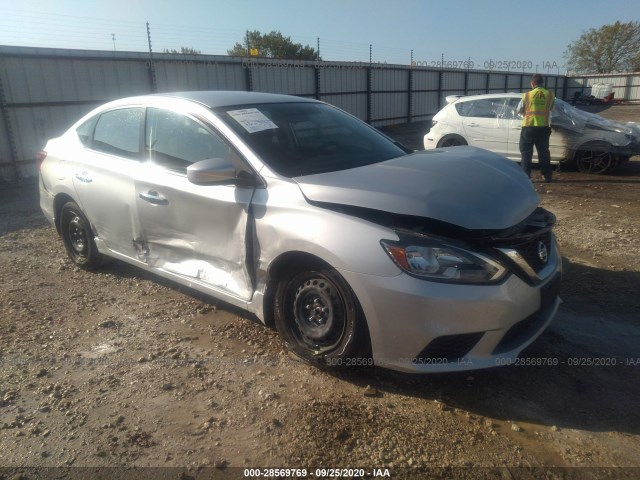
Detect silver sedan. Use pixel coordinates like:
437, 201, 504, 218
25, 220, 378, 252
39, 91, 561, 372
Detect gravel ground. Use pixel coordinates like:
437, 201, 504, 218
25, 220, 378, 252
1, 105, 640, 480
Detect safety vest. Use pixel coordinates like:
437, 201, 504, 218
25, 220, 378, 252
522, 87, 554, 127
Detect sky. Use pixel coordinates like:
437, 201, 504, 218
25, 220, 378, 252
0, 0, 639, 73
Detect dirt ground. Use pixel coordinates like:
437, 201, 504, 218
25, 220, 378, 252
1, 105, 640, 480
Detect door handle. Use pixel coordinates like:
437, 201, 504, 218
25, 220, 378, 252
74, 172, 92, 183
511, 127, 522, 130
465, 123, 479, 127
139, 191, 169, 205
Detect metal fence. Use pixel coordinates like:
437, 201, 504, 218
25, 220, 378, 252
0, 44, 599, 183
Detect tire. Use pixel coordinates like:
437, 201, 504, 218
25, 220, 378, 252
575, 145, 616, 174
59, 201, 106, 269
274, 268, 369, 368
437, 135, 467, 148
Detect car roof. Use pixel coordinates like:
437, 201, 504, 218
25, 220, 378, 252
154, 90, 318, 108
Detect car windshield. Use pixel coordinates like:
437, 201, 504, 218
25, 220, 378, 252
214, 102, 407, 177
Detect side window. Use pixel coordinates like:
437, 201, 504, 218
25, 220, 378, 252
76, 116, 97, 147
507, 98, 523, 119
145, 108, 231, 174
455, 99, 503, 119
92, 108, 143, 159
455, 102, 469, 117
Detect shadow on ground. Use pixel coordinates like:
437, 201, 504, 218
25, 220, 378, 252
332, 257, 640, 436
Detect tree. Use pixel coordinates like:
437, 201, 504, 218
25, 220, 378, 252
565, 21, 640, 73
227, 30, 319, 60
163, 47, 201, 55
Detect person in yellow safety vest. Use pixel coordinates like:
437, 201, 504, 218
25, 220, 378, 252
517, 73, 555, 182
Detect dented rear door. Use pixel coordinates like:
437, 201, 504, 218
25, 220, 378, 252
135, 108, 254, 301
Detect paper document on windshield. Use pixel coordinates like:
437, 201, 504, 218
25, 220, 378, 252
227, 108, 279, 133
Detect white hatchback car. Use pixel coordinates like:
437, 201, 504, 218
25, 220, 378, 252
423, 93, 640, 174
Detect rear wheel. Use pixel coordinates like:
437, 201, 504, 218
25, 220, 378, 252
575, 146, 616, 174
59, 201, 105, 269
437, 135, 467, 148
274, 268, 369, 368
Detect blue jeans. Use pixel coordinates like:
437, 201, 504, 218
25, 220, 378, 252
519, 126, 552, 179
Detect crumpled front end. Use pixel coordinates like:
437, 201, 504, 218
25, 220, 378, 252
340, 207, 562, 373
553, 100, 639, 155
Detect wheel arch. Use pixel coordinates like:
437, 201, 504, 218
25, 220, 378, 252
53, 193, 76, 235
262, 251, 334, 327
437, 133, 468, 148
265, 250, 372, 363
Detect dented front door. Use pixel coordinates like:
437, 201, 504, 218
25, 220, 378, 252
135, 107, 254, 301
135, 174, 254, 300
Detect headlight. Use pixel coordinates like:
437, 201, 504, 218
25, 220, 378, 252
431, 120, 438, 128
381, 237, 506, 284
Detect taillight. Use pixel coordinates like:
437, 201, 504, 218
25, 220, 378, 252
36, 150, 47, 171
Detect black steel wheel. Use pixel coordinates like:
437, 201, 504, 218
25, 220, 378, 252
59, 201, 105, 269
274, 268, 369, 367
575, 147, 616, 174
437, 135, 467, 148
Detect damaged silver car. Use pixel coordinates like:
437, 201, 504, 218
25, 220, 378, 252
424, 93, 640, 174
39, 91, 561, 373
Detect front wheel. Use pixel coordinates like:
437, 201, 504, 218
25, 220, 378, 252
59, 201, 106, 269
274, 268, 369, 368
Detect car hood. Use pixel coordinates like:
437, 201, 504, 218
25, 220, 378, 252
553, 99, 637, 138
294, 147, 539, 231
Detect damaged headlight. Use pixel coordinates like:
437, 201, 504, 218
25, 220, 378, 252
381, 236, 506, 284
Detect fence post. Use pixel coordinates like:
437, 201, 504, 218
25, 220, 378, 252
437, 69, 443, 110
245, 61, 253, 91
315, 64, 321, 100
146, 22, 157, 93
407, 68, 413, 123
464, 70, 468, 96
366, 66, 372, 124
0, 68, 20, 182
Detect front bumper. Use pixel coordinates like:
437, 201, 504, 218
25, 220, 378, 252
423, 134, 438, 150
339, 245, 562, 373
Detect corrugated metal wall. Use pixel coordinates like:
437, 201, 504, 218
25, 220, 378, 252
321, 66, 368, 121
0, 45, 581, 182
